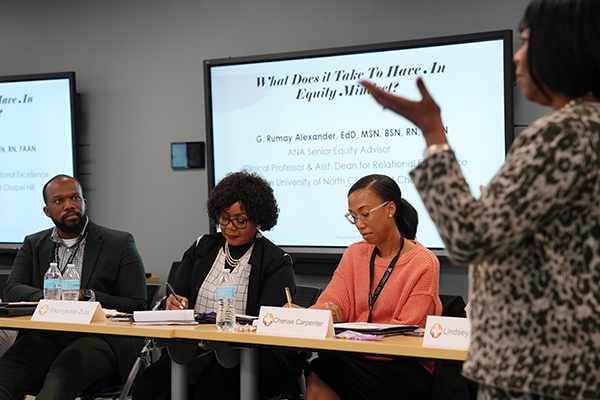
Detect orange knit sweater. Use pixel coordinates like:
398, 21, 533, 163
311, 240, 442, 373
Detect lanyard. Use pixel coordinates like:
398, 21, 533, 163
53, 234, 86, 275
368, 235, 405, 323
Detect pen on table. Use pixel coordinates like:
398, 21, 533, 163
285, 286, 293, 308
166, 282, 185, 310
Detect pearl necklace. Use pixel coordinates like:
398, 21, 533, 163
224, 242, 255, 268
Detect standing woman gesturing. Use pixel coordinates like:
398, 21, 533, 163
361, 0, 600, 399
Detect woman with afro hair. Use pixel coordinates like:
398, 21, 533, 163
134, 171, 303, 400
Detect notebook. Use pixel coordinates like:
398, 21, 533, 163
333, 322, 418, 336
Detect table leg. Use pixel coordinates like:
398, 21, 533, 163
171, 361, 188, 400
239, 347, 258, 400
202, 340, 258, 400
164, 338, 198, 400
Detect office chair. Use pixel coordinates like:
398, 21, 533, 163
292, 286, 323, 309
439, 294, 467, 318
80, 284, 162, 400
430, 294, 475, 400
152, 261, 182, 310
167, 261, 181, 287
266, 286, 323, 400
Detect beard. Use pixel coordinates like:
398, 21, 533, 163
53, 211, 87, 236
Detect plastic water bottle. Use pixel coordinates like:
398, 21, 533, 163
216, 268, 236, 332
43, 262, 63, 300
62, 263, 80, 301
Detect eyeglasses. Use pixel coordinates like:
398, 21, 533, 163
344, 201, 390, 225
218, 214, 250, 229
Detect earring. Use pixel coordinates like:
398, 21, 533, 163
389, 215, 392, 218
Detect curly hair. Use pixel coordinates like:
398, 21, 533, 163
207, 171, 279, 231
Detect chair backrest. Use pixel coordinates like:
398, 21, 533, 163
293, 286, 322, 308
439, 294, 467, 318
150, 262, 182, 311
79, 285, 163, 400
432, 294, 474, 400
166, 261, 181, 285
146, 284, 161, 310
0, 273, 8, 298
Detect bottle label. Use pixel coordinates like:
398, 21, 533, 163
44, 280, 62, 289
62, 280, 80, 291
216, 286, 235, 298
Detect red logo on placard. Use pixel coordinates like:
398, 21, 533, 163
38, 304, 50, 316
430, 323, 443, 339
262, 312, 274, 327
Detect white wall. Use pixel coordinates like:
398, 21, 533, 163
0, 0, 549, 298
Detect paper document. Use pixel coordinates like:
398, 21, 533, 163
133, 309, 196, 325
133, 321, 198, 326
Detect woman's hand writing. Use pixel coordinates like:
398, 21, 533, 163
166, 293, 189, 310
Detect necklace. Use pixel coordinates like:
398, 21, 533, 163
224, 242, 255, 268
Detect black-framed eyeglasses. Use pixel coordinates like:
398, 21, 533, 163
344, 201, 390, 225
218, 214, 250, 229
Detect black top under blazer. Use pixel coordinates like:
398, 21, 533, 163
173, 233, 296, 314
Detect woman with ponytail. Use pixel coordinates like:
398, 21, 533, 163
304, 174, 442, 399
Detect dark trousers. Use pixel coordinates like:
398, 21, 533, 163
133, 347, 301, 400
308, 353, 433, 400
0, 331, 118, 400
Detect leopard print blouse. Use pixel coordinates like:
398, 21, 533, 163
410, 102, 600, 399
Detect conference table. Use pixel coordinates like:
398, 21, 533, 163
0, 316, 468, 400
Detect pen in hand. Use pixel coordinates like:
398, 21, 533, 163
285, 286, 293, 308
166, 282, 185, 310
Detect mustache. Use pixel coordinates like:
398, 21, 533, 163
61, 211, 83, 223
52, 211, 86, 235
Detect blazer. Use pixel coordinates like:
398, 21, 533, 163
173, 233, 295, 315
173, 234, 306, 394
410, 102, 600, 397
4, 220, 148, 382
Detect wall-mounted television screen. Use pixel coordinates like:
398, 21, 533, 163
204, 30, 513, 259
0, 71, 78, 251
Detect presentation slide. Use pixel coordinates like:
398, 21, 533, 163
208, 36, 510, 251
0, 77, 75, 246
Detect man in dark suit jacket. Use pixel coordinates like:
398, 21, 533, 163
0, 175, 147, 399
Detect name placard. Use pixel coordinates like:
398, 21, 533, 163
31, 300, 107, 324
256, 306, 334, 338
423, 315, 471, 350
